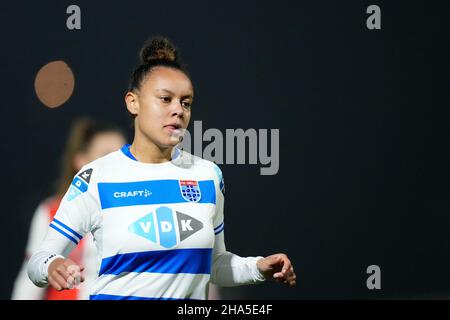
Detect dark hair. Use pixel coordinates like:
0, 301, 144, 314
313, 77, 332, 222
54, 117, 125, 196
127, 36, 190, 94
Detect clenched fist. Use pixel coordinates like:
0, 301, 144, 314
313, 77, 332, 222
48, 258, 85, 291
256, 253, 296, 287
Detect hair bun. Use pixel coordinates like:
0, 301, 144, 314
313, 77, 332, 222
139, 36, 178, 65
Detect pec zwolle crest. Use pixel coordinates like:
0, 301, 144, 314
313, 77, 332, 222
179, 180, 201, 202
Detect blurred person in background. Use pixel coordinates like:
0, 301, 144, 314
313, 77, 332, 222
12, 117, 126, 299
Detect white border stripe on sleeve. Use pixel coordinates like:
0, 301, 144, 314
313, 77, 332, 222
49, 223, 79, 245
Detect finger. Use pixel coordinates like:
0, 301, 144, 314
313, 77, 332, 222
68, 266, 84, 287
66, 264, 83, 278
287, 272, 296, 283
66, 263, 81, 274
273, 271, 285, 279
48, 277, 63, 291
285, 268, 296, 279
58, 268, 79, 289
282, 278, 294, 287
287, 273, 297, 287
275, 269, 296, 285
275, 277, 285, 284
70, 273, 84, 287
56, 266, 71, 281
50, 272, 69, 290
281, 259, 292, 274
289, 274, 297, 286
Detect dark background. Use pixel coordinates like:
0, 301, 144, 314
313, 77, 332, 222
0, 0, 449, 299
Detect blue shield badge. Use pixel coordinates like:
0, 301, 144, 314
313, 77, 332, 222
179, 180, 201, 202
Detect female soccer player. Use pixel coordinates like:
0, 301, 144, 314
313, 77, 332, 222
13, 117, 125, 299
28, 37, 296, 300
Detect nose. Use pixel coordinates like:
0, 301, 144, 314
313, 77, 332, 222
170, 100, 185, 118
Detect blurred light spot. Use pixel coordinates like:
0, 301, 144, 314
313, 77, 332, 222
34, 60, 75, 108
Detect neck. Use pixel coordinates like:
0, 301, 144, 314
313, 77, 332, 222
130, 132, 174, 164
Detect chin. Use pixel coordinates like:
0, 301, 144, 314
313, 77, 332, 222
158, 138, 181, 149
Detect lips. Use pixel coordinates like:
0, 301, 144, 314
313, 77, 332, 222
164, 123, 182, 130
164, 123, 183, 136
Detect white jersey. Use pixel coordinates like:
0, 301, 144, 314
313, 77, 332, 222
28, 145, 265, 300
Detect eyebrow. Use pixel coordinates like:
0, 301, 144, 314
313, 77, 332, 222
156, 88, 193, 99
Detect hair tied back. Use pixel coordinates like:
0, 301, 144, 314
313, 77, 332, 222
139, 36, 178, 65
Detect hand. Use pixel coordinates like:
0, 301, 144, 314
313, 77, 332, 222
256, 253, 296, 287
48, 258, 85, 291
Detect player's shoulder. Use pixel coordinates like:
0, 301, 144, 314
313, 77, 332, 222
76, 149, 123, 179
178, 150, 221, 173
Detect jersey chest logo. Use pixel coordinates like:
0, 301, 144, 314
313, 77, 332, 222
179, 180, 201, 202
128, 206, 204, 248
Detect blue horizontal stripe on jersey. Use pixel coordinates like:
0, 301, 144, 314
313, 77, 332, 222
49, 223, 79, 245
52, 218, 83, 241
98, 179, 216, 209
214, 224, 225, 235
214, 222, 224, 231
99, 248, 213, 276
90, 294, 197, 300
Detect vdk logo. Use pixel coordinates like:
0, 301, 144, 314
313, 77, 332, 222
128, 206, 203, 248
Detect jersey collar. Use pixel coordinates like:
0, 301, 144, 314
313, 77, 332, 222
120, 144, 181, 162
